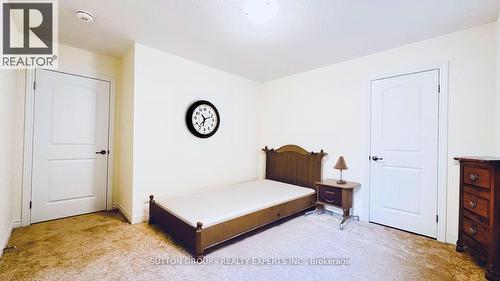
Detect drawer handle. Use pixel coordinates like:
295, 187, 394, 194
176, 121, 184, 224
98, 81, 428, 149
325, 191, 336, 195
469, 201, 477, 208
469, 173, 479, 182
324, 199, 335, 203
469, 226, 477, 235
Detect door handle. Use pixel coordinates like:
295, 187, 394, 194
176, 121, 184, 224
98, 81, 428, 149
371, 156, 384, 161
96, 150, 107, 155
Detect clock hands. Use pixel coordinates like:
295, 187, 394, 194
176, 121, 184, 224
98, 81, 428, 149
202, 114, 213, 121
200, 114, 208, 127
200, 114, 213, 124
198, 114, 213, 132
196, 112, 216, 133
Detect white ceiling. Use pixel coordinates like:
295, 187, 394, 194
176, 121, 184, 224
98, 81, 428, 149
58, 0, 500, 82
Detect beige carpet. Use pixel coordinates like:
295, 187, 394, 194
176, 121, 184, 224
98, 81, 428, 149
0, 211, 484, 281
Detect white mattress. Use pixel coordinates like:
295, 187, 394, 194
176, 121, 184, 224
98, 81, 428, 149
155, 179, 315, 228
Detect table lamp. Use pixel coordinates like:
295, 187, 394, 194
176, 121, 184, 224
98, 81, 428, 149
334, 156, 348, 184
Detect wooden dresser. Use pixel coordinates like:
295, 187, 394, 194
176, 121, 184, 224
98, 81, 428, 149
454, 157, 500, 281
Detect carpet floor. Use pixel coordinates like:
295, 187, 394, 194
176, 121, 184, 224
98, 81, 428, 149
0, 211, 484, 281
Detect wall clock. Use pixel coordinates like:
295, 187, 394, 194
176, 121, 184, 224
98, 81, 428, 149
185, 100, 220, 138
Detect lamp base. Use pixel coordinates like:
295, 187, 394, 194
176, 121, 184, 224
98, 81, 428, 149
336, 179, 347, 185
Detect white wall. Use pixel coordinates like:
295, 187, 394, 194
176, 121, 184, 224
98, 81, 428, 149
5, 72, 24, 229
258, 23, 497, 244
114, 45, 135, 221
131, 43, 260, 222
0, 70, 22, 257
57, 44, 122, 80
11, 44, 122, 225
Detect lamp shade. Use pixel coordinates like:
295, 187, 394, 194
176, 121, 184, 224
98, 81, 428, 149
334, 156, 348, 170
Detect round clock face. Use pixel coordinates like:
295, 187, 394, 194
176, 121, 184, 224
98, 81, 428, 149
186, 100, 220, 138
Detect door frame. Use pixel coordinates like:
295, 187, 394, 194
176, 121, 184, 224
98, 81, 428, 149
364, 63, 449, 242
21, 68, 116, 226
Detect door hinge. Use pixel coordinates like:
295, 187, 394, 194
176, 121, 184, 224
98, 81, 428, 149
438, 84, 440, 93
29, 201, 32, 209
436, 214, 439, 223
33, 81, 36, 90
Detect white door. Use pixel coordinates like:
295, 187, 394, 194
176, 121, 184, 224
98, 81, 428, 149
31, 69, 110, 223
369, 70, 439, 238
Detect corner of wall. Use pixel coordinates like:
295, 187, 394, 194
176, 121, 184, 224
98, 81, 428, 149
0, 222, 13, 259
0, 69, 20, 257
113, 43, 136, 222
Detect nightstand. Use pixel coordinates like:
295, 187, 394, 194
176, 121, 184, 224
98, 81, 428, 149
306, 179, 361, 230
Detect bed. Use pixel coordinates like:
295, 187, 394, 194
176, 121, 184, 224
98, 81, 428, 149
148, 144, 326, 259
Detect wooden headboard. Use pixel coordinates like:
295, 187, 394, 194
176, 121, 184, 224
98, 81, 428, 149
263, 145, 327, 189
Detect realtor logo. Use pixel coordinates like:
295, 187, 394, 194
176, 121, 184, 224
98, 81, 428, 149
1, 1, 58, 69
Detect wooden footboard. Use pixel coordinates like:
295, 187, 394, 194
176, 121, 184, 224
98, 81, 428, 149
149, 193, 316, 259
149, 195, 199, 256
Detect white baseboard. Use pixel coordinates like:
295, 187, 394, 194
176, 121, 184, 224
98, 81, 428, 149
112, 203, 149, 224
12, 220, 22, 229
112, 203, 132, 224
0, 222, 14, 259
132, 215, 148, 224
446, 233, 458, 245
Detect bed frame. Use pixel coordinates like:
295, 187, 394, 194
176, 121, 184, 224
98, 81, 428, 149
149, 144, 326, 259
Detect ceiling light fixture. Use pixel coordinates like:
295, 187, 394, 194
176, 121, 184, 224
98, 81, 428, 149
244, 0, 278, 24
75, 10, 95, 23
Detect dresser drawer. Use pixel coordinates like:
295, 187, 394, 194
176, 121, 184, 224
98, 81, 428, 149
463, 192, 489, 219
463, 217, 489, 246
463, 185, 490, 200
318, 186, 342, 206
463, 165, 491, 189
